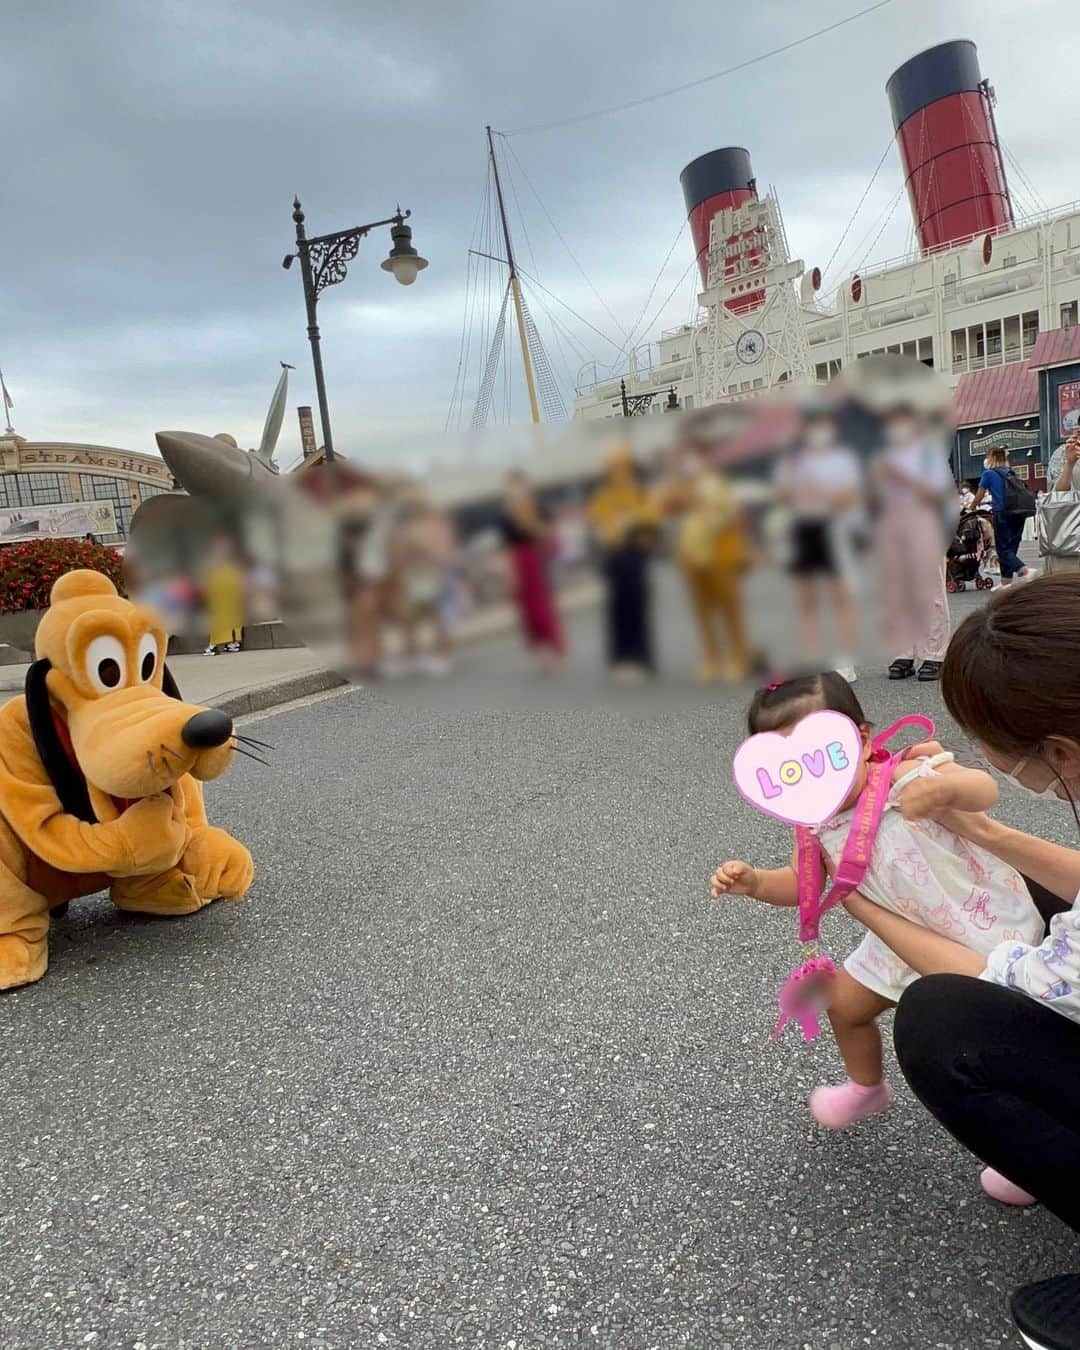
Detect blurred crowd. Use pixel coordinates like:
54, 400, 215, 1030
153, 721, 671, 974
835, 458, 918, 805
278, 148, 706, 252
124, 355, 1080, 687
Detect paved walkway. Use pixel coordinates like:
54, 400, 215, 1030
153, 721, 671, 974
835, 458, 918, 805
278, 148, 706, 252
1, 561, 1072, 1349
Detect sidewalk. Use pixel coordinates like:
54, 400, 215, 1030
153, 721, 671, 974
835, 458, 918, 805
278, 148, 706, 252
0, 578, 602, 718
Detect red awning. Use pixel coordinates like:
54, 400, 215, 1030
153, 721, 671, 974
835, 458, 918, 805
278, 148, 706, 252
952, 362, 1038, 429
1028, 327, 1080, 370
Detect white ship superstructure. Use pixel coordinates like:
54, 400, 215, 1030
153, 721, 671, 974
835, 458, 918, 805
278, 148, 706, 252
574, 39, 1080, 453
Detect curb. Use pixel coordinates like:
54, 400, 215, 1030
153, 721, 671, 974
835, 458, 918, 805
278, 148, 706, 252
0, 581, 604, 709
215, 668, 351, 718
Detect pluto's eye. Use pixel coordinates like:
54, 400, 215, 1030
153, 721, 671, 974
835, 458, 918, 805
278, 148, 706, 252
85, 635, 127, 693
137, 632, 158, 683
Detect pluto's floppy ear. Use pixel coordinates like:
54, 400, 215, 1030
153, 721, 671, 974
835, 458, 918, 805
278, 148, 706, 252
24, 659, 95, 823
161, 664, 182, 701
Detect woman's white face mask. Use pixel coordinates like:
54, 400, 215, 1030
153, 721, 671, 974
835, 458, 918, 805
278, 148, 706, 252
1000, 756, 1067, 800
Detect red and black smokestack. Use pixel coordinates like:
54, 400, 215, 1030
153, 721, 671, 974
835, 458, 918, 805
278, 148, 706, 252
680, 147, 756, 286
886, 40, 1013, 254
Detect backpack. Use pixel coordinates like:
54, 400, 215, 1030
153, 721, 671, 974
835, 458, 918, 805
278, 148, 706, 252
995, 467, 1037, 519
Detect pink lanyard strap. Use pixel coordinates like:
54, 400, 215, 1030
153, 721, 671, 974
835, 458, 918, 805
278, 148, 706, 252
793, 714, 935, 945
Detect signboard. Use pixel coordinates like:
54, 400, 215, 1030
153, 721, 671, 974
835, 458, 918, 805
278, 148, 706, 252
1058, 381, 1080, 437
970, 427, 1040, 455
297, 406, 318, 459
0, 500, 116, 543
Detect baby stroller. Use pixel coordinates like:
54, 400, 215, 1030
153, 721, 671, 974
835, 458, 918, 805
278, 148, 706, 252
946, 510, 994, 592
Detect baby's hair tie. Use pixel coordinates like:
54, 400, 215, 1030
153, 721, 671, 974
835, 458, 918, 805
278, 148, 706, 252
763, 676, 786, 693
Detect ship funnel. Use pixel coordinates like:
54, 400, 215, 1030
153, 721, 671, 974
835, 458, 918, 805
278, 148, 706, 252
680, 147, 756, 285
886, 40, 1013, 254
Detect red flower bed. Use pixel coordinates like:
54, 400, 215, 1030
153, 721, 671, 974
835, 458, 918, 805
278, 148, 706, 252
0, 538, 126, 613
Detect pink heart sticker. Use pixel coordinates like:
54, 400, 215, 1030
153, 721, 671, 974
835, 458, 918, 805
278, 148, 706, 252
733, 710, 862, 827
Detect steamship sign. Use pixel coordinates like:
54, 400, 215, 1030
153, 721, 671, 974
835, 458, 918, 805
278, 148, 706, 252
736, 329, 765, 365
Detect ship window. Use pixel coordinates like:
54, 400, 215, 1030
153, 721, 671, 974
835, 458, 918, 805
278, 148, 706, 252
918, 336, 934, 367
1062, 300, 1078, 329
986, 319, 1003, 364
1003, 255, 1017, 268
1023, 311, 1040, 353
1004, 315, 1021, 362
951, 329, 968, 372
684, 395, 694, 409
815, 362, 829, 382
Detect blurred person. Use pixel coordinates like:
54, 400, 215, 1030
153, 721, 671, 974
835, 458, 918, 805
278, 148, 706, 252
1041, 432, 1080, 578
958, 481, 976, 514
971, 446, 1038, 587
586, 445, 660, 682
203, 534, 245, 655
346, 483, 397, 678
500, 471, 565, 673
660, 446, 750, 684
1048, 431, 1080, 493
387, 487, 459, 677
873, 403, 954, 682
773, 408, 861, 681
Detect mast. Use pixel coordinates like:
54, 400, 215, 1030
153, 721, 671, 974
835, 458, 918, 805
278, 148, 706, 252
486, 125, 541, 425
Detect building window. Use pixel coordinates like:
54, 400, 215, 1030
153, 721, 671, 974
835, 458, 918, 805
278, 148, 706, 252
1023, 310, 1040, 354
1003, 254, 1017, 268
918, 336, 934, 368
1063, 300, 1079, 329
684, 394, 694, 410
27, 472, 65, 505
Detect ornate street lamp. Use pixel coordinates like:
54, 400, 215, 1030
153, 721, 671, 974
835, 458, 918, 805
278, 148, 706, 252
283, 200, 428, 466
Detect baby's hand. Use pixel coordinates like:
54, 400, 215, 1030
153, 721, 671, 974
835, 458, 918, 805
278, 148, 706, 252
711, 860, 759, 897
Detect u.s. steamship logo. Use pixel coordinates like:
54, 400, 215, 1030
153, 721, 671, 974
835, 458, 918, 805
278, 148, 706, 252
736, 330, 765, 365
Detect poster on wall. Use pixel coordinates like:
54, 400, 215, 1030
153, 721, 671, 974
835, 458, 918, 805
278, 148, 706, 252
1059, 380, 1080, 436
0, 500, 116, 543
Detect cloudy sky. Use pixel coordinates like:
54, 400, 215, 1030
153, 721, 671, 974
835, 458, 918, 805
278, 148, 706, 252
3, 0, 1074, 468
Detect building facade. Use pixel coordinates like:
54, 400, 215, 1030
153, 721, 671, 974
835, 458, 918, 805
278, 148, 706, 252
0, 431, 175, 546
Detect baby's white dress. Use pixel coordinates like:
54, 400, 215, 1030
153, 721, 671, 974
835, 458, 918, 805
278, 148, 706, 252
813, 759, 1044, 1003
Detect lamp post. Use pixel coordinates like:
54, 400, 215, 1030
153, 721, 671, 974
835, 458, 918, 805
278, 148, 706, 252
283, 199, 427, 467
616, 379, 680, 417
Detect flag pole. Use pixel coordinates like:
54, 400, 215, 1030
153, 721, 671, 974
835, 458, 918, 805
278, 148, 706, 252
0, 368, 14, 433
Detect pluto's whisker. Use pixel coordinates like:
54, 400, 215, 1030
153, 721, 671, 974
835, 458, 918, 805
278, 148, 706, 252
231, 743, 269, 767
160, 744, 184, 761
236, 733, 273, 750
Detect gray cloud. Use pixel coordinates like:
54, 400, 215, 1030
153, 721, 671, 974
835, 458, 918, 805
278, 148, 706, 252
3, 0, 1075, 465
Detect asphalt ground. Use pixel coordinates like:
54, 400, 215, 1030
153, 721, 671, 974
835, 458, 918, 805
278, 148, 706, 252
2, 561, 1076, 1349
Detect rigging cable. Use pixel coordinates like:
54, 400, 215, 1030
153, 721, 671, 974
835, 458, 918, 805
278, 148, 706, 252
503, 0, 893, 136
820, 137, 897, 290
500, 135, 631, 343
515, 265, 625, 354
617, 221, 688, 364
999, 137, 1049, 216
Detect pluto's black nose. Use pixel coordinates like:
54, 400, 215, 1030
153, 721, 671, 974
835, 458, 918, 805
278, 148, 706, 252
181, 708, 234, 749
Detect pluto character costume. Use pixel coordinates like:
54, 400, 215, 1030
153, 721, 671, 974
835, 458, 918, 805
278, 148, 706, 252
0, 570, 254, 991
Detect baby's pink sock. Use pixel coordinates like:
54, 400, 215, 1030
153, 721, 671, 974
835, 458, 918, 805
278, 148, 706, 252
810, 1078, 893, 1130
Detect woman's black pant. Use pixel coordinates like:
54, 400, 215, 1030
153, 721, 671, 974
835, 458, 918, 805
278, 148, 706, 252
895, 974, 1080, 1232
604, 545, 652, 669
